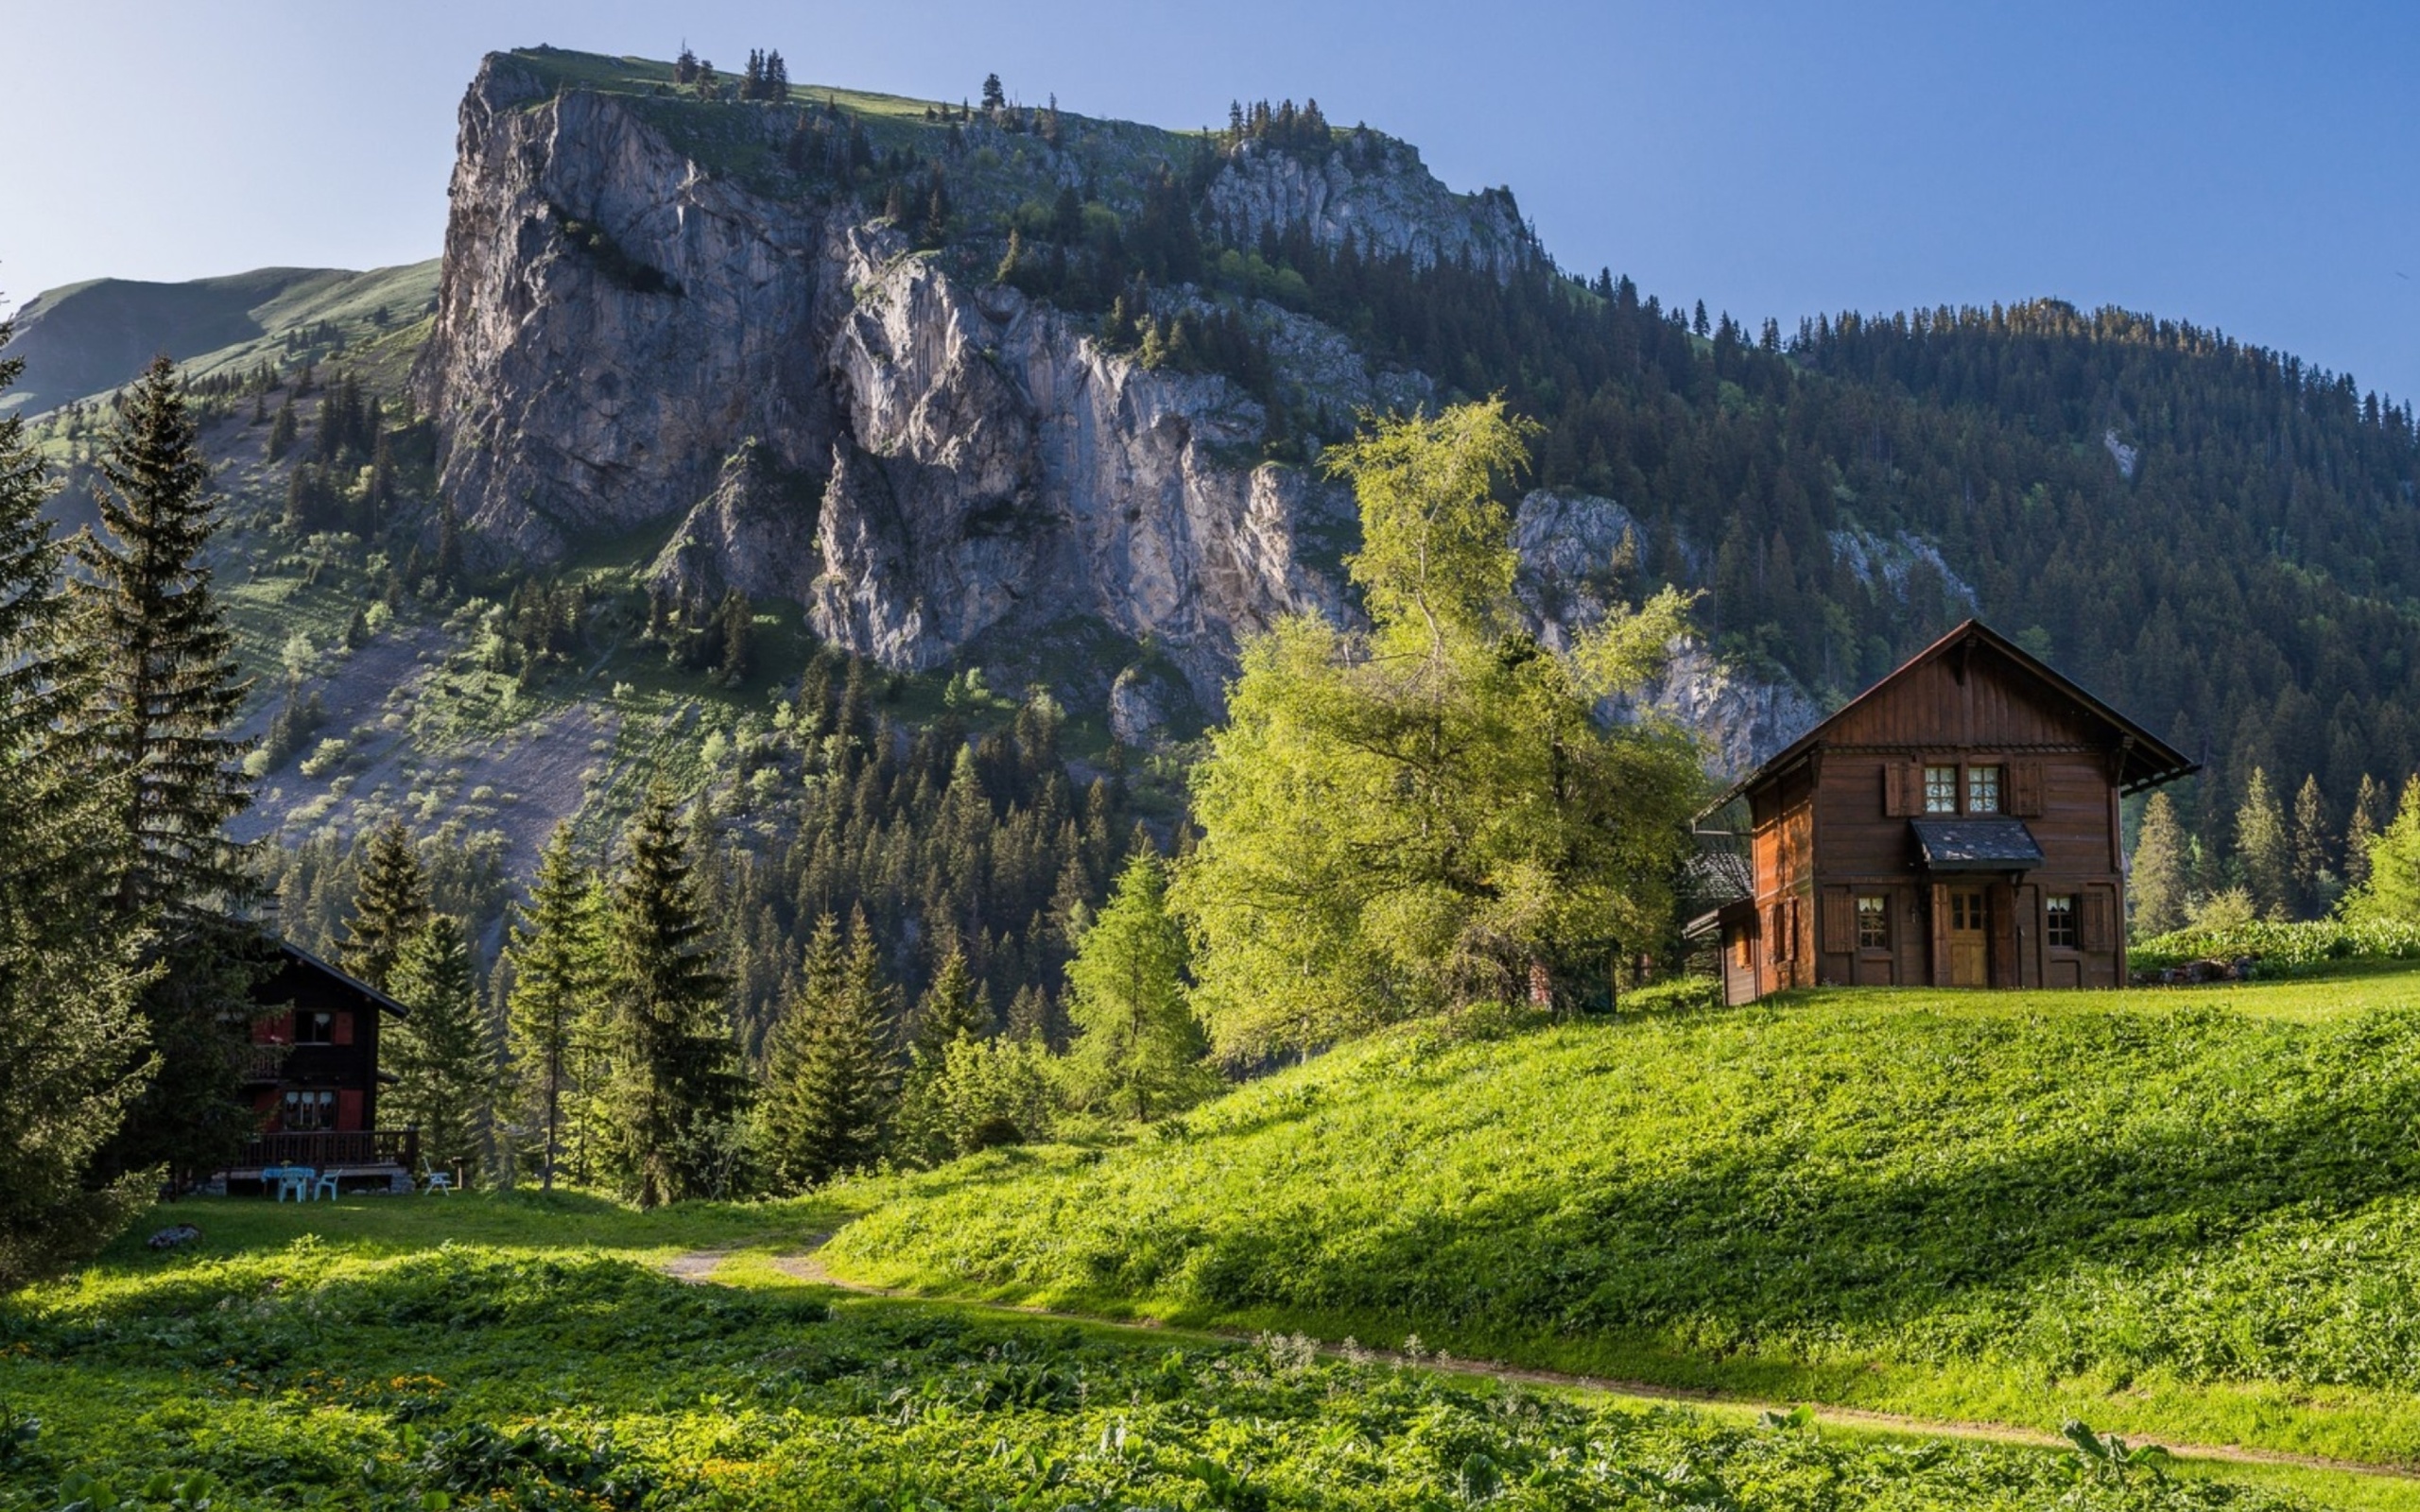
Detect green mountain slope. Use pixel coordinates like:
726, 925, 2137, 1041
0, 261, 439, 415
827, 970, 2420, 1466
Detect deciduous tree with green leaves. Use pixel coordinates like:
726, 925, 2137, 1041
1172, 400, 1704, 1057
2342, 777, 2420, 927
1062, 850, 1212, 1121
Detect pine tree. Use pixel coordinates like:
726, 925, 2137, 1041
2234, 767, 2292, 920
980, 72, 1005, 112
1061, 850, 1212, 1122
2130, 790, 2191, 937
2345, 774, 2387, 890
0, 316, 153, 1287
339, 818, 432, 992
76, 355, 264, 1184
912, 939, 990, 1054
604, 787, 743, 1207
389, 915, 492, 1184
760, 909, 897, 1190
717, 587, 753, 683
2290, 773, 2334, 917
265, 395, 297, 461
503, 824, 604, 1190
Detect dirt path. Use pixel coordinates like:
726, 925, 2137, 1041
655, 1244, 2417, 1485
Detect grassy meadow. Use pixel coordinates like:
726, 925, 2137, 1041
0, 1194, 2390, 1511
824, 968, 2420, 1471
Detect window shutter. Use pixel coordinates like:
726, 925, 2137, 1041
337, 1089, 365, 1131
2012, 760, 2045, 816
331, 1011, 354, 1047
1883, 763, 1908, 817
2082, 889, 2115, 954
1821, 888, 1852, 954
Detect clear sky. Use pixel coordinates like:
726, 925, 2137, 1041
4, 0, 2414, 400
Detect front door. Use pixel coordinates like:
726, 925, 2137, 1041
1947, 888, 1988, 987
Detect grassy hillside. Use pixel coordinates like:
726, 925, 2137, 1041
0, 1196, 2364, 1510
826, 969, 2420, 1468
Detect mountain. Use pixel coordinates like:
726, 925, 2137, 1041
11, 44, 2420, 988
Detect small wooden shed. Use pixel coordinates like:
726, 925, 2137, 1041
1686, 620, 2193, 1003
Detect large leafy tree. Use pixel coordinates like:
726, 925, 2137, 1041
604, 788, 743, 1206
1061, 850, 1212, 1122
0, 318, 155, 1287
1173, 400, 1704, 1057
76, 355, 263, 1183
503, 823, 605, 1190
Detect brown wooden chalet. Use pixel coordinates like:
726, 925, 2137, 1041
216, 941, 421, 1194
1687, 620, 2194, 1005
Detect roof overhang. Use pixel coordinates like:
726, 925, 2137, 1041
1911, 817, 2046, 871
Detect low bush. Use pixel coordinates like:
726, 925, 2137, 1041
2132, 917, 2420, 972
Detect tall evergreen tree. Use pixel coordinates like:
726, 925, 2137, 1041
604, 787, 743, 1207
76, 355, 262, 1184
503, 824, 604, 1190
0, 317, 154, 1286
2345, 774, 2388, 891
339, 818, 432, 992
2234, 767, 2292, 921
388, 915, 491, 1182
2130, 790, 2191, 937
760, 909, 897, 1190
2290, 773, 2335, 918
1062, 850, 1213, 1122
2344, 777, 2420, 926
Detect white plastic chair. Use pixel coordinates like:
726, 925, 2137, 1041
423, 1170, 453, 1195
314, 1172, 340, 1201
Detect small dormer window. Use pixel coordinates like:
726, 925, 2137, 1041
1967, 765, 2002, 814
296, 1011, 336, 1045
1924, 765, 1959, 813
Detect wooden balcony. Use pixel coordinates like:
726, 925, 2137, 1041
233, 1127, 420, 1172
237, 1043, 290, 1085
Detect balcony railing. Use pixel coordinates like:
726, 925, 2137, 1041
234, 1128, 420, 1171
237, 1044, 289, 1084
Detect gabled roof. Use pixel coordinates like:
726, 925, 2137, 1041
1703, 619, 2196, 815
252, 938, 411, 1019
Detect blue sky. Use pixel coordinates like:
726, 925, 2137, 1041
4, 0, 2414, 400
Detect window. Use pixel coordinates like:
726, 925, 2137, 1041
1967, 765, 2002, 814
2046, 894, 2079, 950
295, 1011, 336, 1045
1924, 765, 1959, 813
1951, 892, 1985, 931
1856, 895, 1890, 951
281, 1090, 335, 1131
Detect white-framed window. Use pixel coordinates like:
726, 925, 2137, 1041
1967, 765, 2002, 814
2046, 894, 2079, 950
1924, 765, 1959, 814
1856, 895, 1890, 950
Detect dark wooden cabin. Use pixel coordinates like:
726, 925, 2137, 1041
220, 941, 420, 1190
1687, 620, 2194, 1005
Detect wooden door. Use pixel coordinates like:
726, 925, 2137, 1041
1947, 888, 1988, 987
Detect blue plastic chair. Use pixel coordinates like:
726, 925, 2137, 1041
277, 1167, 314, 1202
314, 1171, 340, 1201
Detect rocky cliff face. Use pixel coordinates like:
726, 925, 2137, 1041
1512, 490, 1819, 776
1206, 137, 1534, 275
418, 56, 1357, 703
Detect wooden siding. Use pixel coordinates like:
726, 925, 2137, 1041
1736, 640, 2139, 999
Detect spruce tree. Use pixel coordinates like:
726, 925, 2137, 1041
76, 355, 263, 1184
2234, 767, 2292, 921
604, 787, 742, 1207
389, 915, 492, 1184
760, 908, 897, 1190
0, 317, 154, 1286
2346, 774, 2387, 890
892, 938, 993, 1166
2290, 773, 2334, 917
1062, 850, 1212, 1122
2130, 790, 2190, 937
339, 818, 432, 992
503, 824, 603, 1190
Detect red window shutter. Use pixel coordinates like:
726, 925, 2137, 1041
252, 1014, 289, 1044
2082, 889, 2115, 954
2012, 761, 2045, 816
331, 1011, 354, 1046
1820, 889, 1851, 954
337, 1089, 365, 1131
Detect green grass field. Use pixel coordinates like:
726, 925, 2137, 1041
824, 969, 2420, 1472
1, 1194, 2388, 1510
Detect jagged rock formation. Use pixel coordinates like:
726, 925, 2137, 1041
1512, 490, 1818, 776
648, 443, 824, 609
1206, 137, 1534, 275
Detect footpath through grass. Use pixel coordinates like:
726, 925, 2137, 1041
825, 970, 2420, 1472
7, 1195, 2369, 1510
